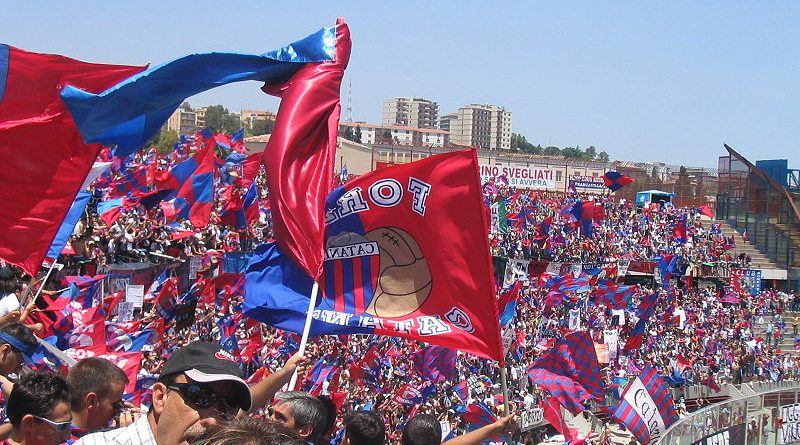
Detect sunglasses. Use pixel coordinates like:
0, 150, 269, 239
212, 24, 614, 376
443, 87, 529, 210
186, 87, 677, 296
32, 415, 72, 433
112, 399, 127, 416
166, 383, 237, 418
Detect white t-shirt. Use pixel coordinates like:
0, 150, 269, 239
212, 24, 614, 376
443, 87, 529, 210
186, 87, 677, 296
0, 293, 20, 317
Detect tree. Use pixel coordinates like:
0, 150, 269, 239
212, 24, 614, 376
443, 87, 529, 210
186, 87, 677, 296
221, 114, 241, 134
543, 146, 561, 156
249, 119, 274, 136
562, 146, 580, 158
597, 151, 610, 162
342, 126, 355, 142
203, 105, 228, 132
354, 125, 362, 143
203, 105, 240, 134
585, 145, 597, 160
154, 130, 179, 154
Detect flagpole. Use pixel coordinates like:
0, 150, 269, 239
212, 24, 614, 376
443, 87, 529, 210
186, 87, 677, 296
288, 280, 319, 390
500, 365, 511, 444
20, 261, 59, 310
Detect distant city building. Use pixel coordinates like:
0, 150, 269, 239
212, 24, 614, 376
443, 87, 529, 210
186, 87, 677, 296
438, 112, 457, 132
240, 109, 276, 127
381, 97, 439, 129
339, 122, 448, 147
166, 104, 200, 136
445, 104, 511, 150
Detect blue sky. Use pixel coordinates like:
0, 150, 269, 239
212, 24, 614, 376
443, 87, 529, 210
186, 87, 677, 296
4, 1, 798, 168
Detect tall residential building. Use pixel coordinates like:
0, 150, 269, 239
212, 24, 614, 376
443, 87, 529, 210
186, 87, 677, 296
381, 97, 439, 129
166, 105, 199, 136
438, 112, 457, 132
446, 104, 511, 150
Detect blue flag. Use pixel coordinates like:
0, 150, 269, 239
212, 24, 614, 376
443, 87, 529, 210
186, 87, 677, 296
60, 25, 338, 156
47, 191, 91, 259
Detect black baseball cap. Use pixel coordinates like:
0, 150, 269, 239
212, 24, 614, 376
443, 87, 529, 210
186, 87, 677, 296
160, 341, 251, 411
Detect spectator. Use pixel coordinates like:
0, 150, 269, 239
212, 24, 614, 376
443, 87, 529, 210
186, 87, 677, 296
268, 391, 328, 444
66, 357, 130, 440
0, 323, 37, 377
75, 341, 251, 445
188, 417, 305, 445
4, 372, 72, 445
343, 411, 386, 445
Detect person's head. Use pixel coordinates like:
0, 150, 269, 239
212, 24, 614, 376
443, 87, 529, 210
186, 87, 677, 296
269, 391, 327, 443
188, 417, 305, 445
6, 372, 72, 445
152, 341, 252, 445
0, 322, 38, 375
401, 414, 441, 445
315, 395, 338, 443
0, 265, 18, 294
67, 357, 128, 431
344, 411, 386, 445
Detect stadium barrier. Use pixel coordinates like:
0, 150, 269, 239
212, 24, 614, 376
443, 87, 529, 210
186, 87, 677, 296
661, 381, 800, 445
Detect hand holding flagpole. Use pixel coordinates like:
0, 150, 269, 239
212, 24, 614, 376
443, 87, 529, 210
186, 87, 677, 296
288, 281, 319, 390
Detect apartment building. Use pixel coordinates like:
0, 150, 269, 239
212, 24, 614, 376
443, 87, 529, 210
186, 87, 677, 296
240, 109, 276, 127
444, 104, 512, 150
381, 97, 439, 129
339, 121, 448, 147
166, 106, 199, 136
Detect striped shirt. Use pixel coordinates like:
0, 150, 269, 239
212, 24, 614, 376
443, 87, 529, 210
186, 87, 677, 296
73, 414, 156, 445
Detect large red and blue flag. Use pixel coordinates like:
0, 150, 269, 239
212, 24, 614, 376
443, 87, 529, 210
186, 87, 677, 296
261, 19, 350, 280
461, 402, 497, 430
0, 45, 145, 275
65, 275, 106, 309
603, 171, 634, 192
244, 150, 505, 361
528, 332, 605, 414
612, 366, 678, 444
220, 182, 259, 229
411, 345, 457, 383
155, 131, 217, 227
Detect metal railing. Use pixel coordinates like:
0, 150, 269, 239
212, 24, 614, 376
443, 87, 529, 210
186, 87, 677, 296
661, 381, 800, 445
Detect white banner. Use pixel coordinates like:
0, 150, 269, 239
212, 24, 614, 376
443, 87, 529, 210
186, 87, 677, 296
569, 308, 581, 331
479, 164, 556, 190
604, 329, 619, 360
618, 260, 631, 276
125, 284, 145, 308
622, 377, 669, 443
546, 262, 563, 275
504, 259, 530, 287
520, 408, 545, 431
781, 403, 800, 444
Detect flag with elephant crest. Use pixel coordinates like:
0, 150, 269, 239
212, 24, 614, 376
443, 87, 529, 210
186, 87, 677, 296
244, 149, 504, 361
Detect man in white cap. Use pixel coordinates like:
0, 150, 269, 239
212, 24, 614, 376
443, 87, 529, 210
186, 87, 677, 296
75, 341, 252, 445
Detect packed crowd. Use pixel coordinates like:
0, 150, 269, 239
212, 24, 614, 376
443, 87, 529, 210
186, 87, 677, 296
0, 135, 797, 445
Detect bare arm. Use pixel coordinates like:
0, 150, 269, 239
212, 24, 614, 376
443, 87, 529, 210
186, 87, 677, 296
444, 414, 517, 445
245, 353, 309, 414
0, 422, 12, 441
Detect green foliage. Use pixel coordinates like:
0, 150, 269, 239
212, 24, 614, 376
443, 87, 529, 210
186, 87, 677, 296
248, 119, 274, 136
354, 125, 362, 143
153, 129, 179, 154
203, 105, 240, 134
341, 126, 355, 142
510, 132, 612, 160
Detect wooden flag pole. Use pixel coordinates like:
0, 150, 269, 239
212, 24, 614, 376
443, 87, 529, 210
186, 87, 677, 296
288, 280, 319, 390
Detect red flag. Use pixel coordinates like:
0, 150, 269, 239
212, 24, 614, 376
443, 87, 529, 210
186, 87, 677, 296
0, 45, 146, 275
541, 398, 579, 442
244, 150, 505, 362
261, 18, 351, 279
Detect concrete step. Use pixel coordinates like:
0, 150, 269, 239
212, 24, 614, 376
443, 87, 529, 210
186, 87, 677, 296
700, 220, 782, 269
